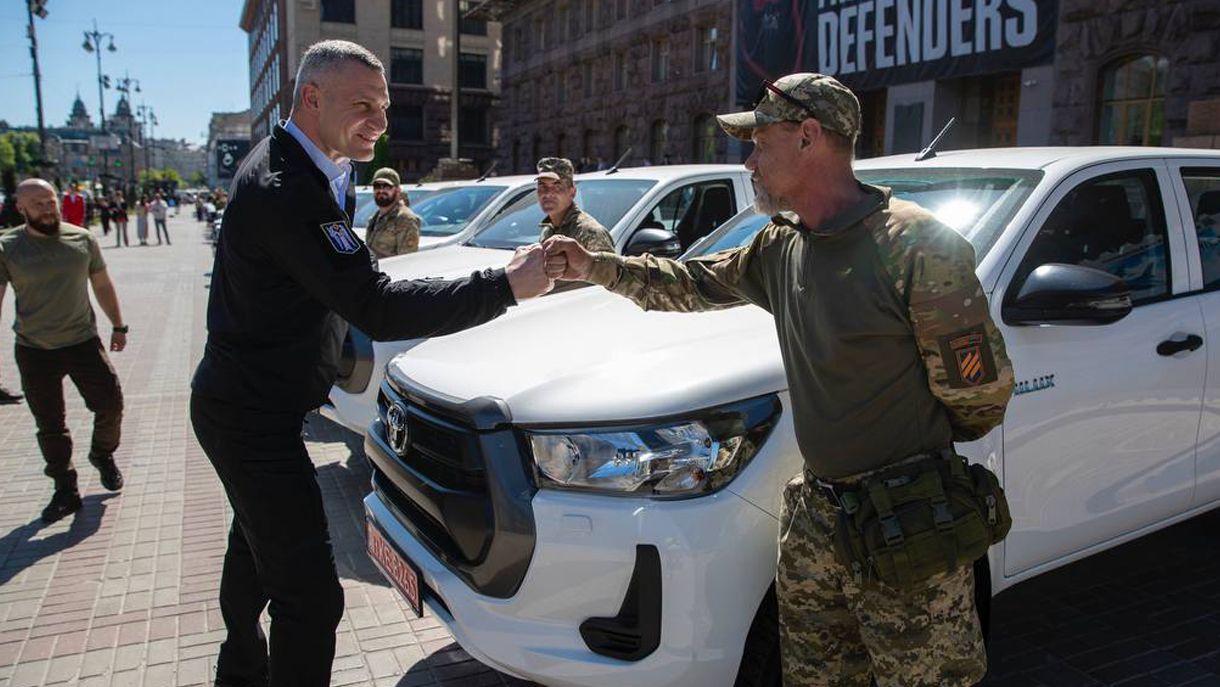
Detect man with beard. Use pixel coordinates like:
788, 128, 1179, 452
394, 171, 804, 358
364, 167, 420, 259
543, 73, 1013, 686
0, 179, 127, 523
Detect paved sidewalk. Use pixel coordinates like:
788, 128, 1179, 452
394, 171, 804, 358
1, 213, 1218, 686
0, 215, 524, 687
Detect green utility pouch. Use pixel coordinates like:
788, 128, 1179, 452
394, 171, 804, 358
829, 451, 1012, 590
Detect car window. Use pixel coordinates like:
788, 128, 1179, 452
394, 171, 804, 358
412, 185, 506, 237
1180, 167, 1220, 290
686, 212, 771, 257
1013, 169, 1170, 304
404, 188, 437, 206
467, 179, 657, 250
634, 179, 738, 252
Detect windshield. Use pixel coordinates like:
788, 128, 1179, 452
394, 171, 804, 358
411, 185, 506, 236
404, 188, 436, 206
684, 168, 1043, 260
353, 189, 376, 228
856, 168, 1042, 260
467, 179, 658, 250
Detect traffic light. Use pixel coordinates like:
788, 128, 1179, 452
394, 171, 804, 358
28, 1, 48, 19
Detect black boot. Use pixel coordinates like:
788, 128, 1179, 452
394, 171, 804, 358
0, 384, 22, 405
42, 473, 82, 523
90, 455, 124, 491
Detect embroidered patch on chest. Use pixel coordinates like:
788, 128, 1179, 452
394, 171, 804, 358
320, 221, 361, 254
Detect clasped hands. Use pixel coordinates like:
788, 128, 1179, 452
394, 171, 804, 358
504, 236, 595, 301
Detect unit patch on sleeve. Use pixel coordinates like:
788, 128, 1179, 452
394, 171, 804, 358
938, 324, 998, 388
320, 220, 361, 254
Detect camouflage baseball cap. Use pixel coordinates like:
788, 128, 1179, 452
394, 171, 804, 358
372, 167, 400, 186
717, 73, 861, 142
535, 157, 574, 184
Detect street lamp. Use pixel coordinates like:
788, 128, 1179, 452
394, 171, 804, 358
114, 74, 141, 195
27, 0, 50, 169
82, 19, 116, 191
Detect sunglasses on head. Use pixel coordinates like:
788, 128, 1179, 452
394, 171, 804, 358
754, 79, 820, 121
372, 181, 395, 189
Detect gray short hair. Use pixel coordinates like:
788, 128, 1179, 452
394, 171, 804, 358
292, 40, 384, 107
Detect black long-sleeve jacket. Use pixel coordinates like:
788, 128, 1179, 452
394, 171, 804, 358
192, 124, 516, 412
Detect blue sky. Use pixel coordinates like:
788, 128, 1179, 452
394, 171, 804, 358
0, 0, 250, 145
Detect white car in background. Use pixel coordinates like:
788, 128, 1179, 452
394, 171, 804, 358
362, 147, 1220, 687
352, 176, 538, 249
323, 164, 755, 435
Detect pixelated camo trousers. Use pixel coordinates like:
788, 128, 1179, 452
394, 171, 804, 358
777, 471, 988, 687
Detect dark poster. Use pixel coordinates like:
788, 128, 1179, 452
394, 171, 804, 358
216, 139, 251, 180
736, 0, 1057, 105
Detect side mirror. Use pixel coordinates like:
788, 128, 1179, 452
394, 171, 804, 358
1002, 263, 1133, 326
625, 228, 682, 258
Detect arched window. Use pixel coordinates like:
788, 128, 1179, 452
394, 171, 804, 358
614, 125, 632, 164
532, 135, 542, 166
692, 114, 717, 163
649, 120, 669, 164
1097, 54, 1168, 146
583, 129, 595, 161
557, 133, 567, 160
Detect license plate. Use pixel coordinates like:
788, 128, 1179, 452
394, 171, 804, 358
366, 519, 423, 617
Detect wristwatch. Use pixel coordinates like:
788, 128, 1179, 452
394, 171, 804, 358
113, 325, 129, 334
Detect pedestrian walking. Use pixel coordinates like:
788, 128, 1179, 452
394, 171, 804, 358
544, 72, 1015, 687
534, 157, 614, 252
364, 167, 420, 259
112, 192, 130, 247
61, 183, 87, 227
97, 196, 112, 236
135, 195, 150, 246
195, 196, 205, 222
0, 170, 22, 229
189, 39, 555, 687
0, 179, 127, 523
150, 193, 170, 245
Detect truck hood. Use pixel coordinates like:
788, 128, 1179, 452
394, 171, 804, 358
377, 244, 512, 281
387, 288, 787, 424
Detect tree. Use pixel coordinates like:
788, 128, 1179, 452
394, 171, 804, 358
189, 170, 207, 187
0, 136, 15, 175
364, 134, 390, 183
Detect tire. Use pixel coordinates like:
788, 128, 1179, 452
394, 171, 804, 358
734, 583, 782, 687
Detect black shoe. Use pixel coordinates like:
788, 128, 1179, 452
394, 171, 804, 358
91, 457, 124, 491
41, 488, 83, 523
0, 385, 22, 405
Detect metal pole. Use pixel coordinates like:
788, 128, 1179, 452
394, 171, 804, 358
27, 2, 48, 169
451, 0, 460, 161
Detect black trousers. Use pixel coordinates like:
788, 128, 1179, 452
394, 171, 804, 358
14, 338, 124, 481
154, 218, 170, 244
190, 393, 344, 687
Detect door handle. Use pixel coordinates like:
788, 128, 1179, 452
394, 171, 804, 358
1156, 334, 1203, 356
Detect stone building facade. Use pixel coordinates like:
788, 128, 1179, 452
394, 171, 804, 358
239, 0, 504, 181
496, 0, 734, 173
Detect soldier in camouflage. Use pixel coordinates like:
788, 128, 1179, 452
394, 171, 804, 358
535, 157, 615, 253
544, 72, 1013, 686
365, 167, 421, 259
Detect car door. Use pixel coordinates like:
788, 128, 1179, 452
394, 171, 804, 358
996, 160, 1203, 576
1167, 159, 1220, 507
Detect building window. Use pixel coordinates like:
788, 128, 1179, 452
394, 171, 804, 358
459, 107, 487, 144
1097, 54, 1168, 146
459, 53, 487, 89
614, 52, 627, 92
535, 16, 546, 51
614, 125, 631, 162
693, 114, 717, 163
616, 0, 628, 20
557, 133, 567, 159
695, 27, 720, 73
569, 3, 581, 38
583, 129, 596, 162
391, 106, 424, 140
650, 120, 668, 164
651, 40, 669, 83
557, 71, 566, 104
459, 1, 488, 35
320, 0, 355, 23
391, 0, 423, 29
584, 0, 596, 30
391, 48, 423, 85
583, 62, 593, 98
514, 26, 525, 62
557, 4, 570, 41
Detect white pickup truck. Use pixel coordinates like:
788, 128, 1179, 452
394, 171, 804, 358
324, 164, 755, 435
361, 147, 1220, 687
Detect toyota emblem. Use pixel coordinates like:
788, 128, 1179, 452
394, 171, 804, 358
386, 403, 410, 455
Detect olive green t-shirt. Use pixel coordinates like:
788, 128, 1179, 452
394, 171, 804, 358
0, 224, 106, 349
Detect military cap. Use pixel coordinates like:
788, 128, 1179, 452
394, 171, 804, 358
717, 72, 861, 142
371, 167, 400, 186
535, 157, 574, 185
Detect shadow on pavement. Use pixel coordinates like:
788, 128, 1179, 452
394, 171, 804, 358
396, 641, 539, 686
0, 492, 116, 586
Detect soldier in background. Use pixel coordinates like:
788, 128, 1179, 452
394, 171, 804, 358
364, 167, 420, 259
535, 157, 614, 253
544, 73, 1013, 686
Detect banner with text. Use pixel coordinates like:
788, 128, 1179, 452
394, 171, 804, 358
736, 0, 1058, 104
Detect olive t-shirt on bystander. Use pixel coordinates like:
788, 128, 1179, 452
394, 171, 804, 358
0, 224, 106, 350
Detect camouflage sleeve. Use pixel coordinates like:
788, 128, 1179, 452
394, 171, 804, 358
586, 224, 778, 313
399, 211, 420, 254
876, 207, 1014, 441
572, 215, 616, 253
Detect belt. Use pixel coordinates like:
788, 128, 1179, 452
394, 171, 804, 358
808, 449, 951, 513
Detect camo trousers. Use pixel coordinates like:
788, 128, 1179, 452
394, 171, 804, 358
777, 471, 987, 687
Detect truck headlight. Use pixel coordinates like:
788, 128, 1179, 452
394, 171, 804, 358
525, 395, 782, 497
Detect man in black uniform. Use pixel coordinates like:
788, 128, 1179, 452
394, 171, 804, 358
190, 40, 554, 687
